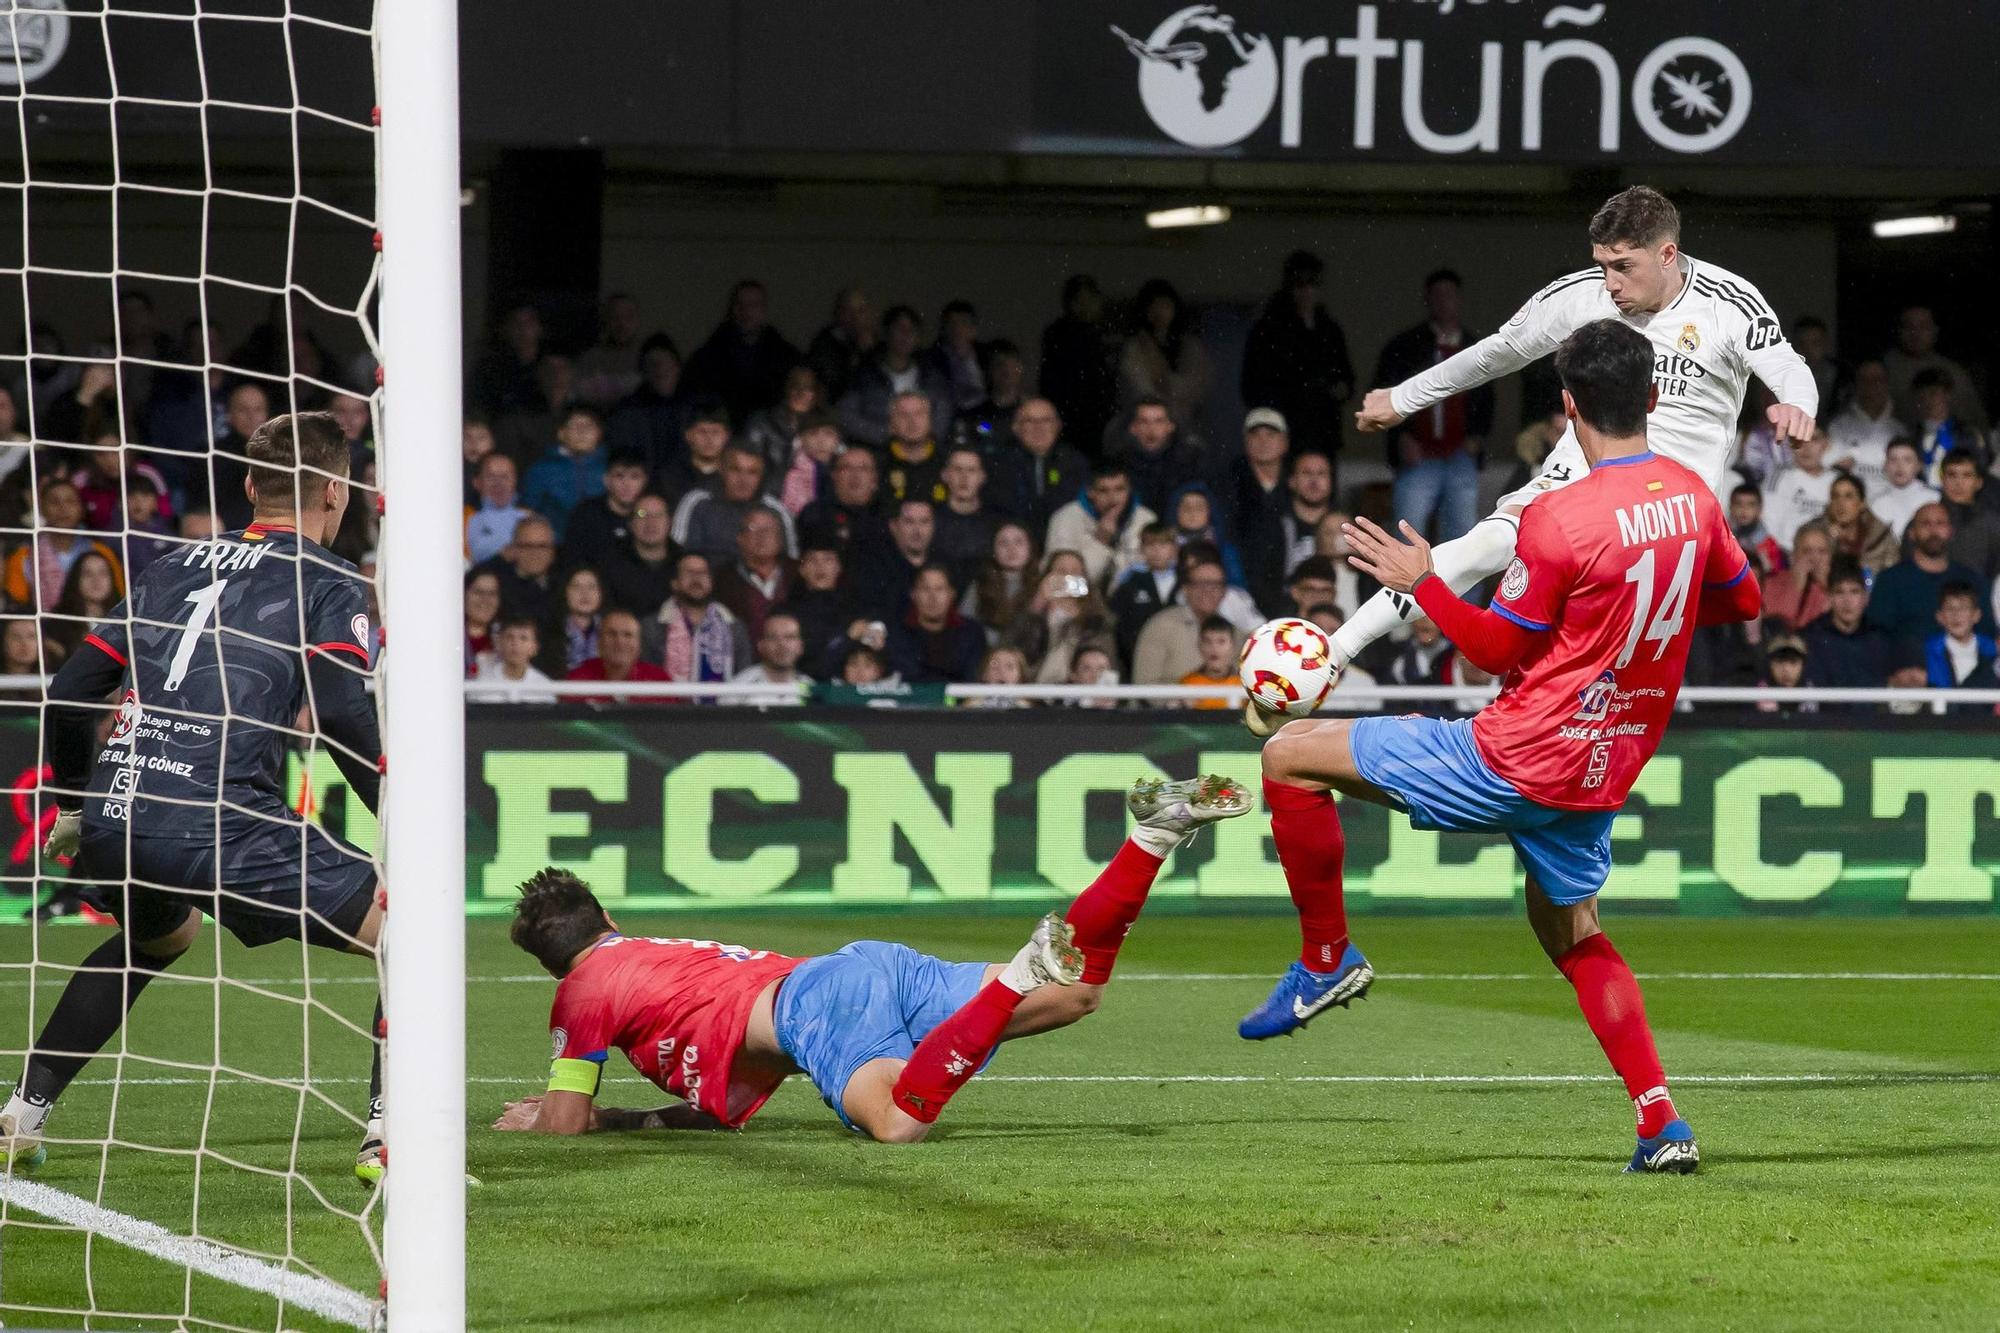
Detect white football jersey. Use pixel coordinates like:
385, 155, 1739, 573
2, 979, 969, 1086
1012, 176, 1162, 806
1391, 255, 1819, 496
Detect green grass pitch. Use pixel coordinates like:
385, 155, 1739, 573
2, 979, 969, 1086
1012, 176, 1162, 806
2, 912, 1997, 1331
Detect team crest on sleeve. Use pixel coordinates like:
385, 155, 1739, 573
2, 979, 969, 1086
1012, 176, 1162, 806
352, 613, 370, 647
1500, 558, 1530, 601
1677, 323, 1701, 353
550, 1028, 567, 1061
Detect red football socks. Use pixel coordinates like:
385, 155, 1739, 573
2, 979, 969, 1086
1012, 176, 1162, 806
1555, 932, 1678, 1137
1062, 840, 1167, 985
890, 980, 1023, 1124
1263, 778, 1350, 971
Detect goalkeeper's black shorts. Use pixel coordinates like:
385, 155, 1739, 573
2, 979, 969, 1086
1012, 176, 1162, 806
78, 821, 376, 950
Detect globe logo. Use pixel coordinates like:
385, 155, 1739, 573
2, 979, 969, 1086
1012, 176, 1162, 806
1111, 6, 1279, 149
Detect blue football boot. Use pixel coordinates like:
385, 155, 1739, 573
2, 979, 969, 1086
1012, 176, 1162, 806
1626, 1118, 1700, 1174
1238, 944, 1373, 1040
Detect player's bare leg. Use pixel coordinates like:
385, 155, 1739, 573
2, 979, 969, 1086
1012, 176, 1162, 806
1525, 876, 1696, 1173
3, 909, 202, 1173
1239, 719, 1389, 1040
1328, 507, 1525, 670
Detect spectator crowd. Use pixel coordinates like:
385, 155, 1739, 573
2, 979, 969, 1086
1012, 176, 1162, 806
2, 264, 1996, 709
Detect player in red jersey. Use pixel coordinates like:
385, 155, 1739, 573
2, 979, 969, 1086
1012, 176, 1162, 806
493, 775, 1249, 1143
1239, 320, 1761, 1172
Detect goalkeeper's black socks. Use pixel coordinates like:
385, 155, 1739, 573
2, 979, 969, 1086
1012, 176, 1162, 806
367, 996, 384, 1120
21, 932, 178, 1108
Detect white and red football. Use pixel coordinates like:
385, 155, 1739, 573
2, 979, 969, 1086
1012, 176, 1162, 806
1238, 617, 1336, 719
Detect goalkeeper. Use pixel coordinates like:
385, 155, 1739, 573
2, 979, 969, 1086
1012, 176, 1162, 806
1, 412, 389, 1183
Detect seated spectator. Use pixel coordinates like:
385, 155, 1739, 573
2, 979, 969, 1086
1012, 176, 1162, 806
962, 521, 1041, 647
851, 498, 936, 621
713, 508, 796, 642
969, 645, 1033, 706
1108, 521, 1179, 668
881, 390, 948, 509
481, 514, 559, 624
540, 565, 603, 678
121, 473, 175, 576
606, 335, 690, 472
1865, 503, 1992, 650
1176, 538, 1264, 632
1925, 582, 1999, 689
646, 552, 752, 682
1797, 474, 1897, 574
837, 643, 890, 686
464, 453, 527, 568
1177, 614, 1241, 709
1803, 562, 1888, 686
680, 278, 799, 426
473, 616, 557, 701
1047, 461, 1154, 591
797, 446, 890, 555
1276, 451, 1334, 584
1828, 359, 1897, 497
1937, 448, 2000, 582
1887, 306, 1987, 433
671, 443, 796, 565
1115, 395, 1204, 519
1064, 641, 1120, 709
1755, 632, 1813, 714
887, 564, 986, 684
990, 397, 1088, 535
931, 446, 999, 585
655, 399, 731, 511
1762, 524, 1833, 632
837, 305, 953, 449
1132, 556, 1228, 685
920, 298, 987, 417
1281, 556, 1342, 620
1388, 616, 1450, 685
562, 447, 648, 572
45, 549, 119, 657
1311, 512, 1374, 624
599, 493, 678, 620
566, 607, 671, 699
1118, 278, 1212, 447
1728, 483, 1785, 574
75, 447, 170, 533
1019, 550, 1114, 684
774, 409, 842, 517
1759, 428, 1834, 552
960, 338, 1028, 454
463, 568, 502, 677
1167, 484, 1245, 587
774, 541, 857, 680
0, 615, 46, 686
573, 292, 646, 412
805, 287, 874, 404
520, 405, 607, 537
731, 611, 811, 700
1302, 603, 1379, 709
744, 364, 825, 479
1225, 407, 1294, 605
1907, 367, 1987, 483
1868, 439, 1939, 541
462, 420, 496, 504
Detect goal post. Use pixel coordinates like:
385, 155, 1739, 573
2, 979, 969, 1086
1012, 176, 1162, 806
376, 0, 467, 1328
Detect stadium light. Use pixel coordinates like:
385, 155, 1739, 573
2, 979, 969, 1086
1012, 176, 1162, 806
1146, 204, 1231, 229
1871, 213, 1958, 239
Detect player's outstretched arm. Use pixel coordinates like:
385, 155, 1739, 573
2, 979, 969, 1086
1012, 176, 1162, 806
1695, 566, 1762, 627
1360, 328, 1543, 433
493, 1092, 723, 1135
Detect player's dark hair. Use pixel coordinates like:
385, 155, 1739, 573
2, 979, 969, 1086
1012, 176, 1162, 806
1939, 581, 1980, 608
247, 411, 348, 511
1555, 320, 1655, 438
512, 867, 609, 977
1588, 186, 1680, 248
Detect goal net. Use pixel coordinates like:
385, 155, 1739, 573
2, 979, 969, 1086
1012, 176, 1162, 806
0, 2, 464, 1329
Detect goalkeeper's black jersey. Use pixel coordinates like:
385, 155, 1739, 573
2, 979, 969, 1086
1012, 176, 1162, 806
74, 524, 375, 841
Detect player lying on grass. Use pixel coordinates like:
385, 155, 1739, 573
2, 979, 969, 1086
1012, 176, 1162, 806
494, 776, 1248, 1143
1330, 185, 1813, 676
1241, 320, 1761, 1173
1, 413, 388, 1183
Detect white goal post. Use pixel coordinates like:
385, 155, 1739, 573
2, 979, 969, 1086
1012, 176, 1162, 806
377, 1, 466, 1328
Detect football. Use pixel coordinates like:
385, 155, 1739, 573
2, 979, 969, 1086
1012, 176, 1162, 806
1237, 617, 1337, 718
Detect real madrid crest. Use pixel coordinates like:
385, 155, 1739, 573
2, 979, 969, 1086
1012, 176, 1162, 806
1678, 323, 1701, 354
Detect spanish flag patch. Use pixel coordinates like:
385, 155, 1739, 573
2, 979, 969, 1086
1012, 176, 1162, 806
1645, 480, 1665, 492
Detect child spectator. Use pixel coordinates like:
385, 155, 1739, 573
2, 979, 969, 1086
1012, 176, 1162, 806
1925, 583, 1999, 688
1178, 614, 1241, 709
473, 616, 557, 702
1728, 483, 1785, 574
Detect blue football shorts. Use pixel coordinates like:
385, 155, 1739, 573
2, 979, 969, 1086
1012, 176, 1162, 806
1347, 713, 1616, 905
773, 940, 993, 1131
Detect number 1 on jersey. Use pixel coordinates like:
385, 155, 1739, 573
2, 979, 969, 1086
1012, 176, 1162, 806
164, 579, 229, 691
1614, 541, 1696, 669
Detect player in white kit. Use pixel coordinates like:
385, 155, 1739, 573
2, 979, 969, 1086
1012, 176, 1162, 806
1328, 187, 1819, 671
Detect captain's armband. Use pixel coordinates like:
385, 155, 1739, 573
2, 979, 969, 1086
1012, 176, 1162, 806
546, 1056, 603, 1098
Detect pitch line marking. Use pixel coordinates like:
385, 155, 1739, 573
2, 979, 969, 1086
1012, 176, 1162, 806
0, 1176, 374, 1329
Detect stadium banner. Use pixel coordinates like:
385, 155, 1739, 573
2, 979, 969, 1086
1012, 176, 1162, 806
2, 711, 1994, 919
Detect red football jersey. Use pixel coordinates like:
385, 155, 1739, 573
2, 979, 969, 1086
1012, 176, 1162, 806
1476, 450, 1747, 810
549, 934, 804, 1127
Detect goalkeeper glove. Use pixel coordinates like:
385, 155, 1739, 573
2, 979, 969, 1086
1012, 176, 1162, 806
43, 809, 81, 861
